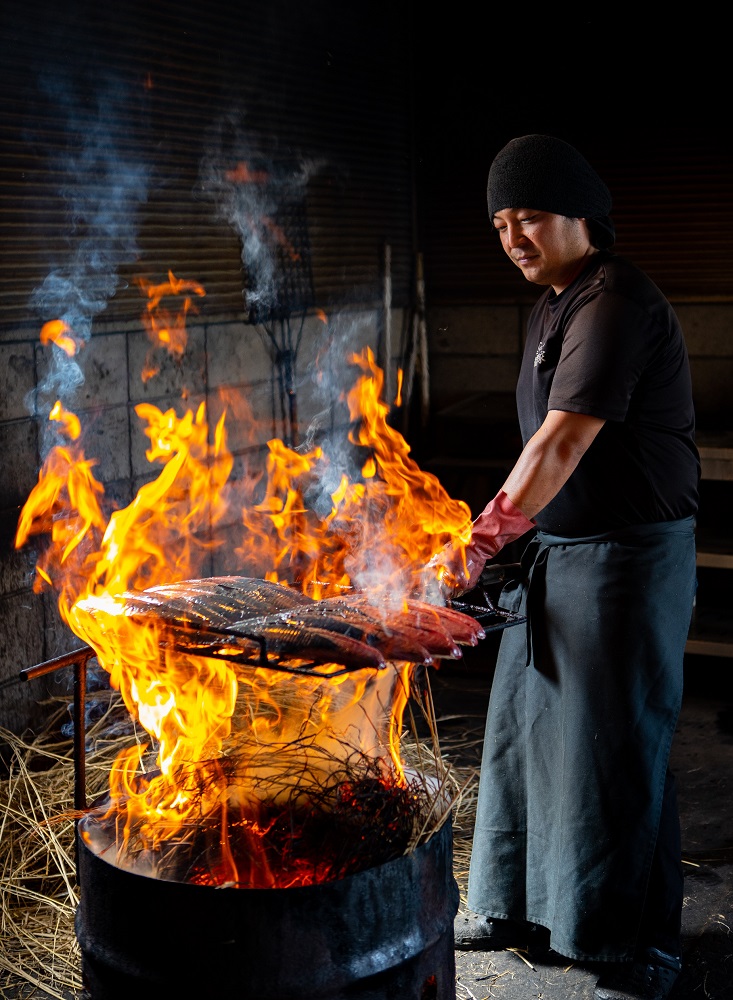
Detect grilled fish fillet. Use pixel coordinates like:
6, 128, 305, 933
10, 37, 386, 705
114, 576, 479, 671
311, 597, 460, 659
146, 576, 312, 615
335, 594, 484, 646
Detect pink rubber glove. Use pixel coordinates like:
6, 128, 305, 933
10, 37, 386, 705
440, 490, 535, 594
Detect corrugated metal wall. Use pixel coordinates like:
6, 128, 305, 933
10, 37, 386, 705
2, 5, 730, 326
0, 0, 416, 332
412, 20, 733, 306
417, 127, 733, 305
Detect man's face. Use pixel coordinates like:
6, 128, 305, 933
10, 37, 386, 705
491, 208, 594, 293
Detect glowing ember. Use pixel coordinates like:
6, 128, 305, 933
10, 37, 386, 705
16, 296, 474, 887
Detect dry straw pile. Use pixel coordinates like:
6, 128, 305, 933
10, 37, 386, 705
0, 690, 146, 999
0, 679, 479, 998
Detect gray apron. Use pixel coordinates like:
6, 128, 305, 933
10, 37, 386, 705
466, 517, 696, 962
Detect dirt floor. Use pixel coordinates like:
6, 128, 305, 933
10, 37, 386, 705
432, 647, 733, 1000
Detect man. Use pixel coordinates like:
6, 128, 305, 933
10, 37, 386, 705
443, 135, 699, 1000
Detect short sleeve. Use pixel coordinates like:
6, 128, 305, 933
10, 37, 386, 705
548, 291, 658, 422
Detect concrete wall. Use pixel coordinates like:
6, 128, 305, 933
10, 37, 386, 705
0, 307, 402, 734
427, 302, 733, 425
426, 305, 526, 411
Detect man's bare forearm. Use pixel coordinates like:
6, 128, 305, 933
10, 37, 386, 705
501, 409, 606, 520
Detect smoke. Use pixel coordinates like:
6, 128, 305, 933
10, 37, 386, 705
198, 111, 324, 322
28, 72, 149, 428
299, 315, 411, 599
302, 310, 374, 472
199, 113, 413, 599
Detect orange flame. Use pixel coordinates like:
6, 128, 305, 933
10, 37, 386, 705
17, 324, 470, 886
49, 399, 81, 441
395, 367, 404, 407
235, 347, 471, 602
40, 319, 83, 357
136, 271, 206, 380
15, 406, 106, 608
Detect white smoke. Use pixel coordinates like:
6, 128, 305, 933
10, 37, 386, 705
198, 110, 324, 321
28, 73, 149, 436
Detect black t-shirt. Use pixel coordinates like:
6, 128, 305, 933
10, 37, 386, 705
517, 251, 700, 535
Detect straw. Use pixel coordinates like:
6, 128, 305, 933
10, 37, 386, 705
0, 679, 481, 997
0, 691, 143, 998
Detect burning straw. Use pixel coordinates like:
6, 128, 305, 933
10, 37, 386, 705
0, 673, 479, 998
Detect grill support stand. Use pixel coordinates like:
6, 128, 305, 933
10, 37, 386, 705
19, 645, 94, 810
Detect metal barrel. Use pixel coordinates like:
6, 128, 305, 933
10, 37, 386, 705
75, 818, 459, 1000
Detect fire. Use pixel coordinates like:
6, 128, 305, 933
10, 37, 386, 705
15, 402, 106, 600
136, 270, 206, 380
395, 367, 404, 407
235, 347, 472, 601
39, 318, 83, 357
16, 305, 472, 888
49, 399, 81, 441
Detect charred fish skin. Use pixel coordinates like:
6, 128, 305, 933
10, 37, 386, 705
273, 605, 434, 665
154, 625, 266, 664
131, 614, 387, 671
132, 578, 312, 629
251, 622, 387, 670
126, 585, 469, 656
121, 587, 389, 670
113, 576, 478, 672
139, 575, 480, 645
122, 591, 237, 631
146, 576, 314, 614
202, 577, 315, 611
301, 597, 462, 657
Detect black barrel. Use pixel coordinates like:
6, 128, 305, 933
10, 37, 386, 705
75, 818, 459, 1000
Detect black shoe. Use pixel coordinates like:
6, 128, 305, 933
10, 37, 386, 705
454, 912, 549, 953
594, 948, 681, 1000
454, 912, 526, 950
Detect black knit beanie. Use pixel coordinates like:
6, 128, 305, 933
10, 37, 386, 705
487, 134, 615, 249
